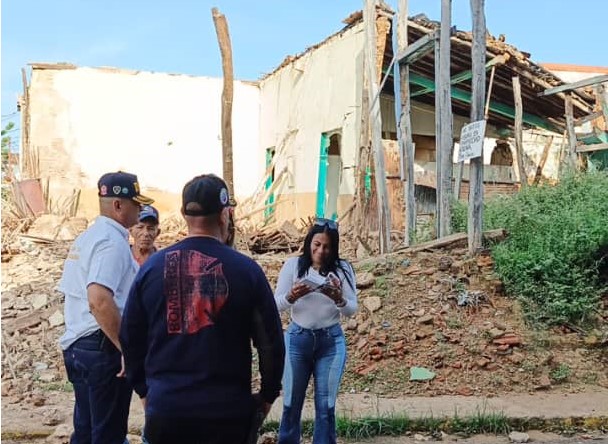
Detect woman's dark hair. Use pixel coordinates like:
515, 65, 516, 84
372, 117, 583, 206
297, 222, 354, 291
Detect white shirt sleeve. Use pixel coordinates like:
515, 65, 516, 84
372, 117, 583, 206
86, 240, 131, 295
337, 260, 358, 317
274, 257, 299, 312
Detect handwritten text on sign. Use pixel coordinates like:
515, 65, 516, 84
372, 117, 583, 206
458, 120, 486, 162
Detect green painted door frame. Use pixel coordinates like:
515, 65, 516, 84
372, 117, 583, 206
316, 134, 329, 218
264, 148, 275, 220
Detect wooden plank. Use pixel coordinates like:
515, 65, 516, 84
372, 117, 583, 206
512, 76, 527, 188
574, 110, 603, 127
211, 8, 235, 200
438, 0, 453, 238
395, 30, 438, 64
468, 0, 485, 254
357, 228, 507, 267
539, 74, 608, 97
4, 306, 59, 333
394, 0, 416, 246
576, 142, 608, 153
364, 0, 392, 253
533, 135, 554, 185
565, 93, 578, 168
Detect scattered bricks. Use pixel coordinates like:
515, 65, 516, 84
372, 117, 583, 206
536, 374, 552, 390
486, 362, 499, 371
476, 357, 490, 368
416, 314, 434, 325
346, 319, 358, 330
449, 260, 463, 275
438, 256, 453, 271
488, 327, 506, 339
456, 385, 474, 396
477, 255, 494, 268
451, 361, 463, 369
493, 334, 522, 347
355, 362, 378, 376
369, 347, 383, 361
404, 265, 422, 275
356, 338, 368, 350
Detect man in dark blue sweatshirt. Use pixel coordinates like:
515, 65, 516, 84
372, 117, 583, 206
120, 174, 285, 444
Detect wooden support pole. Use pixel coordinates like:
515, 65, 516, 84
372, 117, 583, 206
599, 83, 608, 128
533, 135, 554, 185
565, 93, 578, 169
512, 76, 527, 188
212, 7, 235, 199
364, 0, 392, 253
394, 0, 416, 246
434, 35, 442, 235
468, 0, 485, 254
20, 67, 31, 178
437, 0, 453, 238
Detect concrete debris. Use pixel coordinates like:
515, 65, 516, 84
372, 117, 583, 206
508, 431, 530, 443
363, 296, 382, 313
48, 310, 65, 327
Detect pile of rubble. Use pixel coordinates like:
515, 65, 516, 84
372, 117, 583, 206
1, 218, 607, 417
341, 245, 608, 397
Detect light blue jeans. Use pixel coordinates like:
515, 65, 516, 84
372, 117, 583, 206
278, 322, 347, 444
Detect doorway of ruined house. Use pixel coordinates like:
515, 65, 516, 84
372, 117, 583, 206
264, 147, 276, 221
316, 132, 342, 220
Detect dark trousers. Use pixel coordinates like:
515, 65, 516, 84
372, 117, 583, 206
145, 416, 251, 444
63, 331, 132, 444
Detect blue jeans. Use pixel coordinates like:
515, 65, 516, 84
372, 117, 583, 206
63, 332, 132, 444
278, 322, 346, 444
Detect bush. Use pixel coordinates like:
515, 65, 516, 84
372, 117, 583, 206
451, 172, 608, 327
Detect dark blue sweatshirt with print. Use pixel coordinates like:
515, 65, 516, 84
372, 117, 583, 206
120, 237, 285, 418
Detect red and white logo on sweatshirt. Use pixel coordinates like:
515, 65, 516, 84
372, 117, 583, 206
164, 250, 228, 334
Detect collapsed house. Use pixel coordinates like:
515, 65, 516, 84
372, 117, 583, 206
18, 8, 604, 229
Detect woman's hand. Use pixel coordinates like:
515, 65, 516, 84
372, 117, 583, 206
286, 282, 311, 304
321, 275, 344, 305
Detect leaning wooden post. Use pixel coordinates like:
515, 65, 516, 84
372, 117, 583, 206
212, 7, 235, 199
394, 0, 416, 246
597, 83, 608, 131
468, 0, 486, 254
512, 76, 527, 188
564, 93, 578, 169
364, 0, 392, 253
437, 0, 453, 238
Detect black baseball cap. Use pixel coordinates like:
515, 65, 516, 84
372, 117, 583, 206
182, 174, 234, 216
98, 171, 154, 205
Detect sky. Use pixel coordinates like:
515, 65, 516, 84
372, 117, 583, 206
2, 0, 607, 143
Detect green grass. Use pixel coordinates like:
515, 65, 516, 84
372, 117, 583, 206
261, 411, 511, 438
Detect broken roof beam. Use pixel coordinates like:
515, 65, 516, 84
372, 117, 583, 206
411, 53, 508, 98
539, 74, 608, 97
409, 72, 560, 132
395, 29, 439, 64
576, 142, 608, 153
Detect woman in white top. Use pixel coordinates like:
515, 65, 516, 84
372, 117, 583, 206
274, 218, 357, 444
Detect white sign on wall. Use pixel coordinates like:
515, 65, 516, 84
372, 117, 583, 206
457, 120, 486, 162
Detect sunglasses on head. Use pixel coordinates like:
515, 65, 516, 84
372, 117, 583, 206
314, 218, 338, 231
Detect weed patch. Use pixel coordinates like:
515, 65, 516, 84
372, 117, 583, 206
452, 172, 608, 327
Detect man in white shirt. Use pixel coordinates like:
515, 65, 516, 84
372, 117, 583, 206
59, 171, 153, 444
